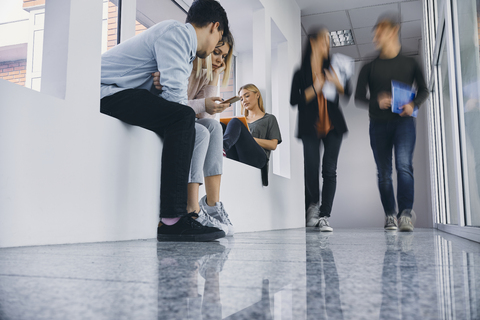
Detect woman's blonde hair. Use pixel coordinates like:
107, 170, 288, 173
195, 32, 234, 86
238, 83, 264, 118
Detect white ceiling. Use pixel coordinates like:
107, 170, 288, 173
297, 0, 423, 60
134, 0, 423, 60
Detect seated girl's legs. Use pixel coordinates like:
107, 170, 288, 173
197, 118, 223, 206
188, 122, 211, 213
223, 118, 267, 169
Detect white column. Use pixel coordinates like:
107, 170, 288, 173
252, 8, 272, 113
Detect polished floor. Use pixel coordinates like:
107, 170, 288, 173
0, 228, 479, 320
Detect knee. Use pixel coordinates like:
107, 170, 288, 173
322, 164, 337, 179
195, 124, 210, 143
202, 119, 223, 136
229, 118, 242, 127
181, 107, 196, 127
377, 170, 392, 184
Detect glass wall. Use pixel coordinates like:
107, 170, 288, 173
454, 0, 480, 227
426, 0, 480, 241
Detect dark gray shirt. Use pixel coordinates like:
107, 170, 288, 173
248, 113, 282, 159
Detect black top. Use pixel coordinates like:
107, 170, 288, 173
290, 57, 351, 139
248, 113, 282, 160
355, 54, 429, 122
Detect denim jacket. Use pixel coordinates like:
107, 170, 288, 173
100, 20, 197, 106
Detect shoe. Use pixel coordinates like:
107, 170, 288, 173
306, 203, 320, 227
157, 213, 225, 242
199, 196, 234, 236
318, 217, 333, 232
399, 216, 414, 232
398, 209, 415, 232
384, 215, 398, 230
196, 207, 229, 235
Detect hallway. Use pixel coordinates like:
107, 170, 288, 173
1, 228, 478, 319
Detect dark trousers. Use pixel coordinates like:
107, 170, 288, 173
100, 89, 195, 218
369, 117, 416, 217
222, 118, 267, 169
302, 131, 343, 217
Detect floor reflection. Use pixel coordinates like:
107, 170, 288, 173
0, 229, 479, 320
306, 233, 343, 320
380, 232, 420, 320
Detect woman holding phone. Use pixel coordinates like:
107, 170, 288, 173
153, 33, 235, 236
222, 84, 282, 186
290, 27, 354, 232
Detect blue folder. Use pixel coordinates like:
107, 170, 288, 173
391, 80, 418, 118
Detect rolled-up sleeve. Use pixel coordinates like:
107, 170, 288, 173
154, 26, 193, 106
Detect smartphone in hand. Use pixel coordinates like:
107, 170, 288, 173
222, 96, 241, 104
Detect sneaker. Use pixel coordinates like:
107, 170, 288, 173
318, 217, 333, 232
157, 213, 225, 242
199, 196, 234, 236
306, 203, 320, 227
398, 209, 415, 232
384, 215, 398, 230
196, 207, 230, 235
399, 216, 414, 232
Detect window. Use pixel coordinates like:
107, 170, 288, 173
0, 0, 45, 91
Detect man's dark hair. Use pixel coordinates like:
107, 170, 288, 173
186, 0, 229, 37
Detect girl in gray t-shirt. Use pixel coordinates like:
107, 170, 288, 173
222, 84, 282, 186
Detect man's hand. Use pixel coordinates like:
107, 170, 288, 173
205, 97, 230, 115
400, 102, 414, 117
378, 92, 392, 110
152, 72, 162, 91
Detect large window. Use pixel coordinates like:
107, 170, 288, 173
0, 0, 45, 91
454, 0, 480, 227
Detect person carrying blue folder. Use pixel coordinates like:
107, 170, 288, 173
355, 12, 429, 232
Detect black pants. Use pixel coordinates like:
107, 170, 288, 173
302, 131, 343, 217
222, 118, 267, 169
100, 89, 195, 218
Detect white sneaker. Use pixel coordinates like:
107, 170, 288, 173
318, 217, 333, 232
195, 207, 229, 235
306, 203, 320, 227
199, 196, 234, 236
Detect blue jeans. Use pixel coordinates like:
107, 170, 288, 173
369, 117, 416, 217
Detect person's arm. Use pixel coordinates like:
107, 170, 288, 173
355, 63, 370, 109
254, 138, 278, 150
412, 60, 429, 107
153, 25, 193, 105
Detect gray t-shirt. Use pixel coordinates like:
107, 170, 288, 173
248, 113, 282, 160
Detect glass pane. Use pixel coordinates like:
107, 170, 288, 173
455, 0, 480, 227
101, 0, 118, 53
0, 0, 45, 91
439, 39, 459, 225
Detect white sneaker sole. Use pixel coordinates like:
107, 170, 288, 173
320, 226, 333, 232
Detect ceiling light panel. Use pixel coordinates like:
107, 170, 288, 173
330, 29, 355, 47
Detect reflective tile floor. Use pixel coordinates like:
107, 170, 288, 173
1, 228, 479, 320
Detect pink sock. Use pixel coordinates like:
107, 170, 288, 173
161, 217, 180, 225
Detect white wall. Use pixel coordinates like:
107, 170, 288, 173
0, 0, 305, 248
0, 0, 432, 248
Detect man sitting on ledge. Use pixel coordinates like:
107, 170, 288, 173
99, 0, 230, 242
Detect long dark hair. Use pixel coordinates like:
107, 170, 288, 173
301, 27, 331, 73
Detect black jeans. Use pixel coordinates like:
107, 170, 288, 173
100, 89, 195, 218
302, 131, 343, 217
222, 118, 267, 169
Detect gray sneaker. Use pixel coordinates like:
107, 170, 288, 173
318, 217, 333, 232
199, 196, 234, 236
384, 215, 398, 230
195, 207, 229, 235
306, 203, 320, 227
399, 209, 415, 232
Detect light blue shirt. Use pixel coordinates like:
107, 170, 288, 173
100, 20, 197, 106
